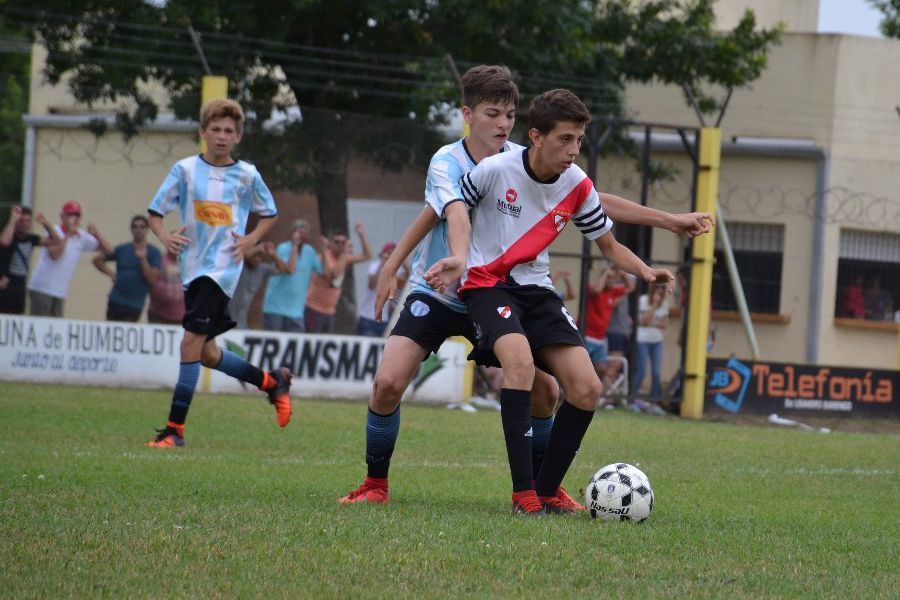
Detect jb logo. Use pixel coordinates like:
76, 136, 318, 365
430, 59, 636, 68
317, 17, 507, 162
709, 357, 751, 413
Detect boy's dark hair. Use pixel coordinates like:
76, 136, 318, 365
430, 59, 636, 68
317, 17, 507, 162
461, 65, 519, 109
17, 205, 32, 216
200, 99, 245, 132
529, 89, 591, 134
131, 215, 149, 227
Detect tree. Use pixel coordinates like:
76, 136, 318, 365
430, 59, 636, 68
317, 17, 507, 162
11, 0, 780, 329
0, 13, 30, 210
869, 0, 900, 38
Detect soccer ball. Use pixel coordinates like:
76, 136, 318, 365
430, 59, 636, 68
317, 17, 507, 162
585, 463, 654, 523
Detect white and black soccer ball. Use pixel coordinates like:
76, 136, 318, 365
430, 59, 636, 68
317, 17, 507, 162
585, 463, 654, 523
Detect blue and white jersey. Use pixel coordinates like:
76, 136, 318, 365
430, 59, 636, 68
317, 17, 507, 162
408, 138, 523, 312
148, 155, 277, 297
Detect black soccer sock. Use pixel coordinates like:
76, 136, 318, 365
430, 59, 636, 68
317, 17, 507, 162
500, 388, 534, 492
535, 400, 595, 497
530, 414, 554, 477
366, 407, 400, 479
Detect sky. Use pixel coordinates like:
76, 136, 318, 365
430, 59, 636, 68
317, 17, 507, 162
818, 0, 884, 37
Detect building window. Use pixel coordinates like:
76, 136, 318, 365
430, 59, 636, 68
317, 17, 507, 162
712, 222, 784, 314
834, 230, 900, 322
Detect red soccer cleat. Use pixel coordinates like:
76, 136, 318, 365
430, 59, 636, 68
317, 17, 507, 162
511, 490, 545, 516
265, 367, 293, 427
540, 486, 586, 514
145, 425, 185, 448
338, 477, 390, 504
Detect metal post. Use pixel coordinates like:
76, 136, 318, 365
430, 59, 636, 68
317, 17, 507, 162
681, 127, 721, 419
715, 206, 761, 359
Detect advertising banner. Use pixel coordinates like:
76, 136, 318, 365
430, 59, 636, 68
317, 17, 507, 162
705, 357, 898, 418
0, 315, 466, 404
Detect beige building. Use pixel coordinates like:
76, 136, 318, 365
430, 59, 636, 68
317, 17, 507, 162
17, 1, 900, 383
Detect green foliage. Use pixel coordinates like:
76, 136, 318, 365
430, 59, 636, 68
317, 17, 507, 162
1, 384, 898, 597
870, 0, 900, 38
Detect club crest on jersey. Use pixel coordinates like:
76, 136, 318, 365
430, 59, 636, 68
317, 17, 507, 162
497, 305, 512, 319
552, 208, 572, 232
496, 189, 522, 218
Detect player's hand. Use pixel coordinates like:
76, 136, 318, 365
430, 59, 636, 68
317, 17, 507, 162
0, 275, 8, 290
230, 231, 256, 261
11, 205, 22, 221
86, 223, 100, 238
35, 212, 49, 227
354, 222, 365, 236
667, 212, 715, 237
424, 256, 465, 294
162, 226, 190, 256
640, 267, 675, 293
373, 268, 399, 323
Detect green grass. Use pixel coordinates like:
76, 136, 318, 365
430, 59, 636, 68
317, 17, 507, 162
1, 384, 898, 598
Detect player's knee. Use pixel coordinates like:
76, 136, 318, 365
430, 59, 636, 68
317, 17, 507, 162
530, 377, 559, 417
372, 371, 405, 412
502, 357, 535, 390
199, 344, 220, 368
567, 377, 603, 411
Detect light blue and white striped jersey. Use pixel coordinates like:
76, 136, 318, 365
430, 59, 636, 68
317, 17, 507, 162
408, 138, 523, 312
148, 155, 278, 298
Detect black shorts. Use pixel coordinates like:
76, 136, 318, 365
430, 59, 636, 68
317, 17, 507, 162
182, 276, 236, 340
0, 283, 26, 315
106, 299, 142, 322
461, 285, 585, 368
390, 292, 476, 355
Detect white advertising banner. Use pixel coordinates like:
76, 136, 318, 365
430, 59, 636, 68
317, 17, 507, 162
0, 315, 467, 404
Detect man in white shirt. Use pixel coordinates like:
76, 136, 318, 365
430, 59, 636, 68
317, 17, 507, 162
28, 201, 113, 317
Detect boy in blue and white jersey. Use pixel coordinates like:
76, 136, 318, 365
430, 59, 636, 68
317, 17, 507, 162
145, 99, 293, 448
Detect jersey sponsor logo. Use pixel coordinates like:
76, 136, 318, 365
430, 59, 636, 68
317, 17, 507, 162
193, 201, 233, 226
409, 300, 430, 317
496, 190, 522, 218
497, 305, 512, 319
561, 306, 577, 329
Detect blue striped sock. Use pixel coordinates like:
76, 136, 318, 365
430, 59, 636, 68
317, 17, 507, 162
167, 361, 201, 425
531, 415, 554, 477
366, 407, 400, 479
214, 349, 264, 388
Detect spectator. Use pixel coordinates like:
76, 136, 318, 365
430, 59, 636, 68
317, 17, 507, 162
633, 285, 669, 399
605, 270, 637, 395
584, 266, 629, 382
838, 274, 865, 318
262, 219, 323, 333
0, 205, 60, 314
93, 215, 162, 322
230, 241, 285, 330
551, 269, 575, 301
147, 248, 185, 325
27, 201, 112, 317
356, 242, 409, 337
864, 276, 892, 321
305, 222, 372, 333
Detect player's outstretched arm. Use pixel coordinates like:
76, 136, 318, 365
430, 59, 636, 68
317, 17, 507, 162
595, 232, 674, 292
423, 201, 470, 293
600, 193, 714, 237
373, 206, 440, 321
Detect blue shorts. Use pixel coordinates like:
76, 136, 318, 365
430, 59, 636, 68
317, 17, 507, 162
585, 336, 608, 363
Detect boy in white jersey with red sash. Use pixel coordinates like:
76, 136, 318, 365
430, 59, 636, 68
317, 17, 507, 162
427, 89, 675, 514
340, 68, 712, 508
145, 99, 293, 448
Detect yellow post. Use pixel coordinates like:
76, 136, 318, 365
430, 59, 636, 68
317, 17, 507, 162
199, 75, 228, 394
199, 75, 228, 154
681, 127, 722, 419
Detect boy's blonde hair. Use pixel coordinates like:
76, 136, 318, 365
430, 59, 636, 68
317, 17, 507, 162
200, 99, 244, 132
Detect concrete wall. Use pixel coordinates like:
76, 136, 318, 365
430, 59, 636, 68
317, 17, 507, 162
714, 0, 819, 32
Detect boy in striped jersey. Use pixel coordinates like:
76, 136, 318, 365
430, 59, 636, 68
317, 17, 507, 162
427, 89, 676, 514
340, 67, 712, 509
145, 99, 292, 448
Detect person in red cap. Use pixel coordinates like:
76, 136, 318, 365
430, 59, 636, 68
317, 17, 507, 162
356, 240, 409, 337
27, 200, 113, 317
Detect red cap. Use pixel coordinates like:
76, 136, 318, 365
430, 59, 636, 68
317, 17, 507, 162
62, 201, 82, 215
381, 242, 397, 255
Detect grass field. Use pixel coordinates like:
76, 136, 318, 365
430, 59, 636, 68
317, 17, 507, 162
1, 383, 898, 598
